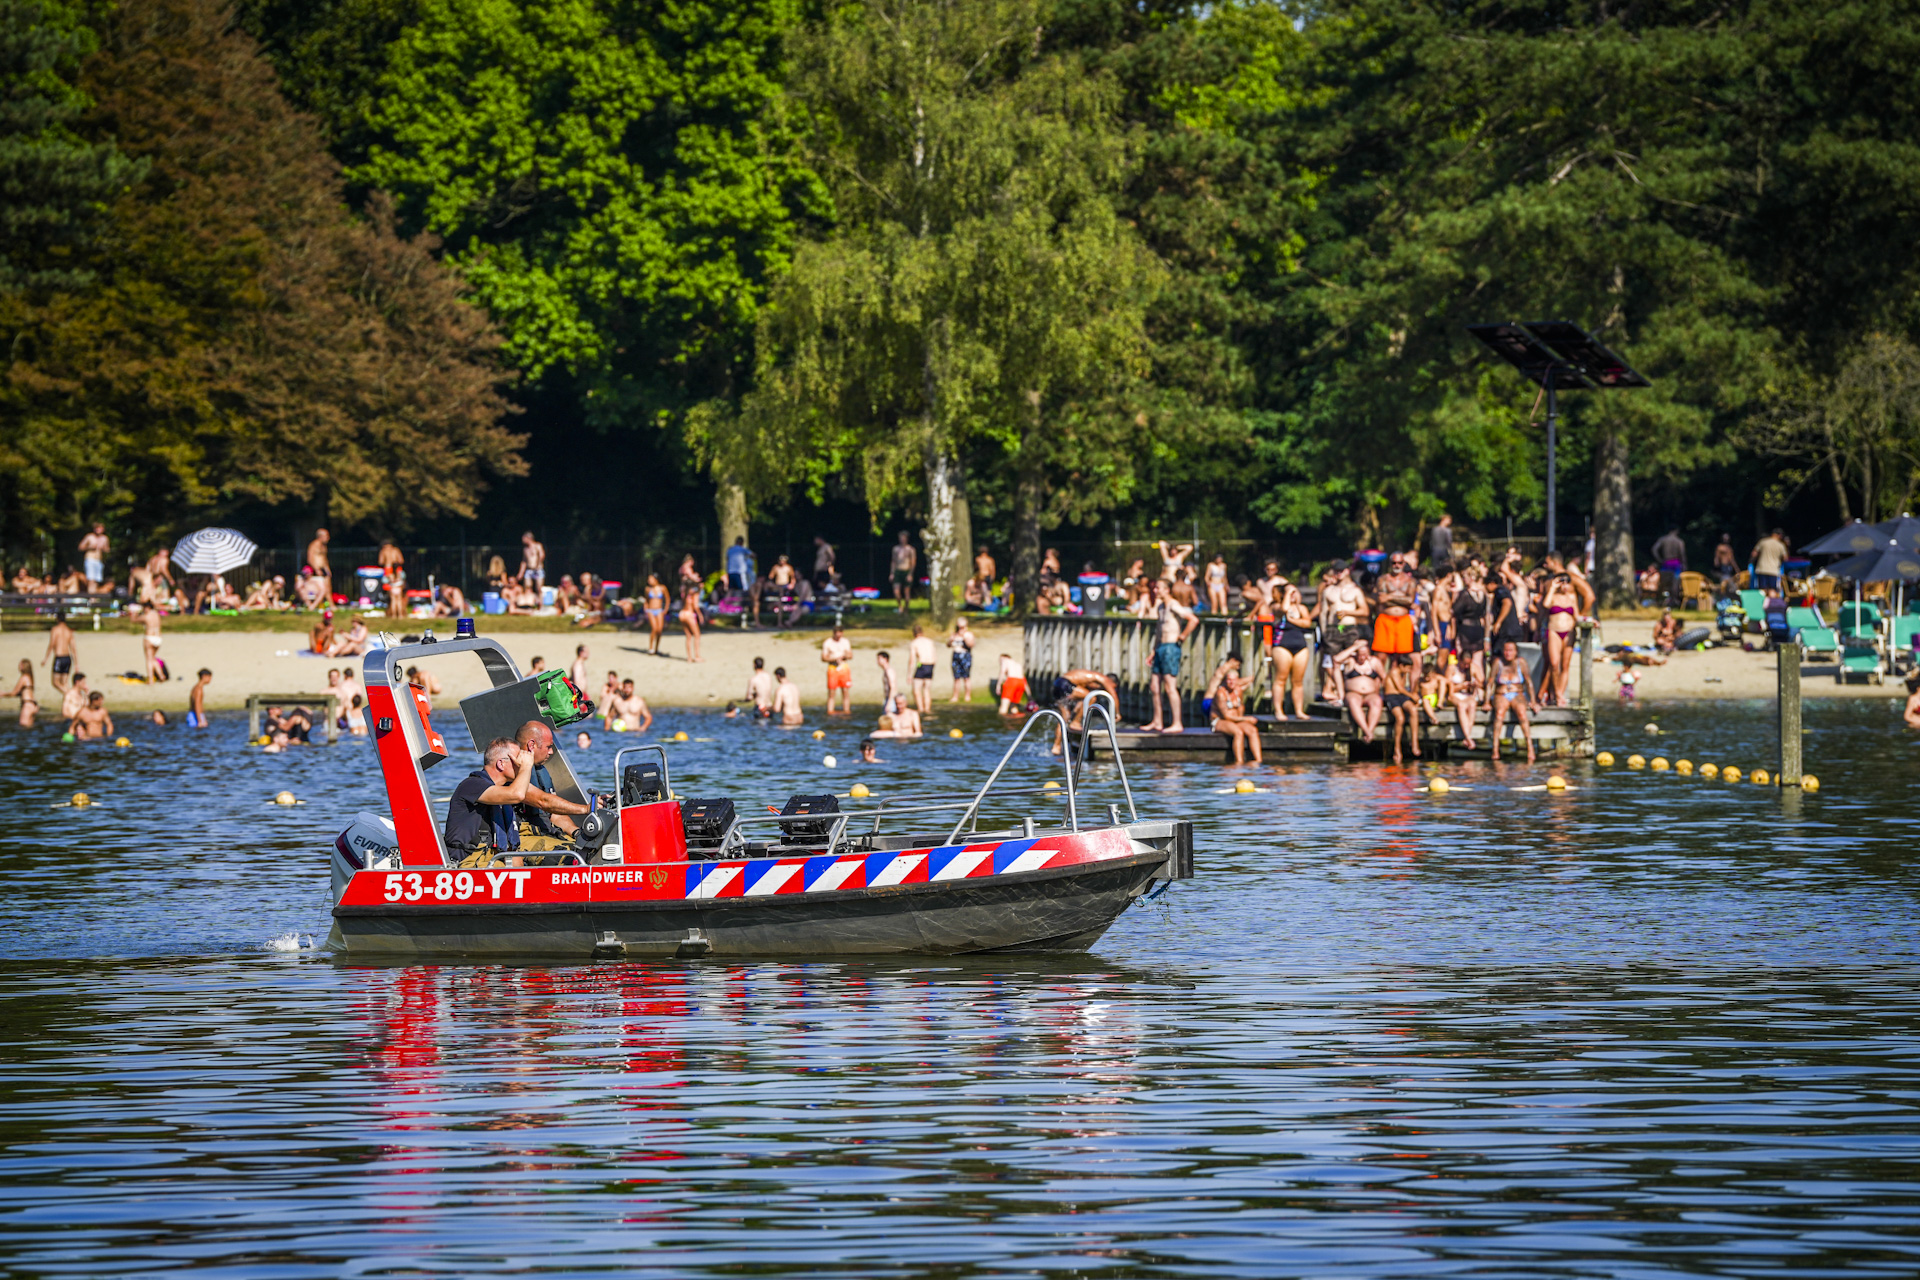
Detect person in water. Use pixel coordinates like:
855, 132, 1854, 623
444, 737, 535, 866
187, 668, 212, 728
69, 690, 113, 740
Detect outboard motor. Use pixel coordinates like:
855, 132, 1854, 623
330, 811, 399, 901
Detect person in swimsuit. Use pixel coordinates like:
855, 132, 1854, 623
1488, 639, 1537, 763
1451, 564, 1491, 682
821, 626, 854, 714
1380, 653, 1429, 764
1335, 637, 1385, 745
1205, 653, 1263, 765
1444, 649, 1483, 751
1271, 579, 1316, 721
1204, 554, 1230, 614
9, 659, 37, 727
1541, 573, 1581, 705
678, 584, 704, 663
642, 574, 668, 655
949, 618, 975, 702
1372, 553, 1421, 682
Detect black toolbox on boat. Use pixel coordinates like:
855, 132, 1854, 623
778, 794, 840, 841
680, 797, 737, 858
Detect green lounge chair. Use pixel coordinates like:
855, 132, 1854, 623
1892, 615, 1920, 671
1785, 606, 1838, 660
1739, 589, 1768, 629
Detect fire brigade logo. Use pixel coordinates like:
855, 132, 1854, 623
649, 868, 668, 888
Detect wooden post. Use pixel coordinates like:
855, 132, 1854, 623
1577, 620, 1594, 708
1779, 640, 1802, 785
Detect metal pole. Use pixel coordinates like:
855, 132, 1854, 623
1545, 366, 1558, 561
1779, 641, 1802, 785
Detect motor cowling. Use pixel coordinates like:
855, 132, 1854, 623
331, 811, 399, 901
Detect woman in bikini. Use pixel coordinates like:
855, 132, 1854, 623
9, 659, 37, 727
1204, 554, 1230, 615
1541, 572, 1581, 706
642, 574, 669, 655
1270, 578, 1316, 721
1488, 638, 1536, 763
1338, 638, 1386, 745
678, 583, 704, 663
1205, 654, 1263, 765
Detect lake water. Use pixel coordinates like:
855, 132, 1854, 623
3, 694, 1919, 1276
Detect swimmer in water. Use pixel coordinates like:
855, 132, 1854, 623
68, 690, 112, 740
187, 667, 212, 728
576, 730, 592, 750
860, 737, 881, 763
8, 659, 37, 727
772, 666, 803, 725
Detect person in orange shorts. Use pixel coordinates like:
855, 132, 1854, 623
821, 625, 853, 714
1371, 551, 1422, 682
996, 653, 1028, 714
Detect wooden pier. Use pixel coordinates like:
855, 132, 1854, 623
1023, 614, 1594, 761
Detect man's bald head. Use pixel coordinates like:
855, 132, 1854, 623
515, 720, 555, 758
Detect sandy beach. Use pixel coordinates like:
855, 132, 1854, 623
0, 621, 1032, 715
1, 616, 1908, 719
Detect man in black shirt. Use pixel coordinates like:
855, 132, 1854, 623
444, 737, 534, 865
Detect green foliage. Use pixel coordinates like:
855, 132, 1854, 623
0, 0, 142, 289
339, 0, 823, 423
0, 0, 522, 552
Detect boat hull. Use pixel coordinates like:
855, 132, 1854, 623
329, 848, 1173, 959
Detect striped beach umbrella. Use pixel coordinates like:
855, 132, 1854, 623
171, 527, 259, 575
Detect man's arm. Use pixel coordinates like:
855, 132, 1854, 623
523, 786, 588, 818
637, 700, 653, 732
476, 752, 534, 805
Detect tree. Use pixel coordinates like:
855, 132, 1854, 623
0, 0, 142, 291
1744, 333, 1920, 523
697, 0, 1160, 621
0, 0, 522, 551
1255, 0, 1775, 601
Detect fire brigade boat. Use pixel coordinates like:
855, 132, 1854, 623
326, 631, 1194, 958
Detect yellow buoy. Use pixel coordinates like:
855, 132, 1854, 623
1700, 763, 1719, 778
1650, 757, 1669, 772
1675, 759, 1694, 775
1627, 753, 1646, 769
113, 736, 131, 748
273, 791, 297, 806
811, 729, 825, 740
1428, 777, 1450, 795
1722, 766, 1742, 783
1546, 775, 1568, 791
257, 735, 272, 745
1644, 722, 1660, 734
949, 728, 964, 739
1801, 774, 1819, 792
673, 730, 689, 742
70, 792, 91, 807
1751, 768, 1770, 786
1595, 751, 1616, 766
1042, 780, 1060, 790
1233, 778, 1256, 793
849, 782, 870, 799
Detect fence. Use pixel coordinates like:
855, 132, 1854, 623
1023, 615, 1276, 724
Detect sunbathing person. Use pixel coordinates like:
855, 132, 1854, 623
1335, 638, 1385, 744
1205, 653, 1262, 765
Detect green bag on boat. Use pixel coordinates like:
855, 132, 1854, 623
534, 668, 596, 727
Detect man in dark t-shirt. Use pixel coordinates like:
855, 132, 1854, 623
443, 737, 534, 864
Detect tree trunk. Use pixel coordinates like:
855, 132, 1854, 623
715, 479, 748, 559
923, 444, 970, 627
1011, 418, 1044, 616
1592, 422, 1634, 607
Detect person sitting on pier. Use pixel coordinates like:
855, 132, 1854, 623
445, 738, 535, 867
1444, 649, 1483, 751
1333, 637, 1384, 745
1205, 653, 1262, 765
1381, 653, 1431, 765
1487, 639, 1538, 764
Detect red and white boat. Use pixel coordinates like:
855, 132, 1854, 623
326, 630, 1194, 958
